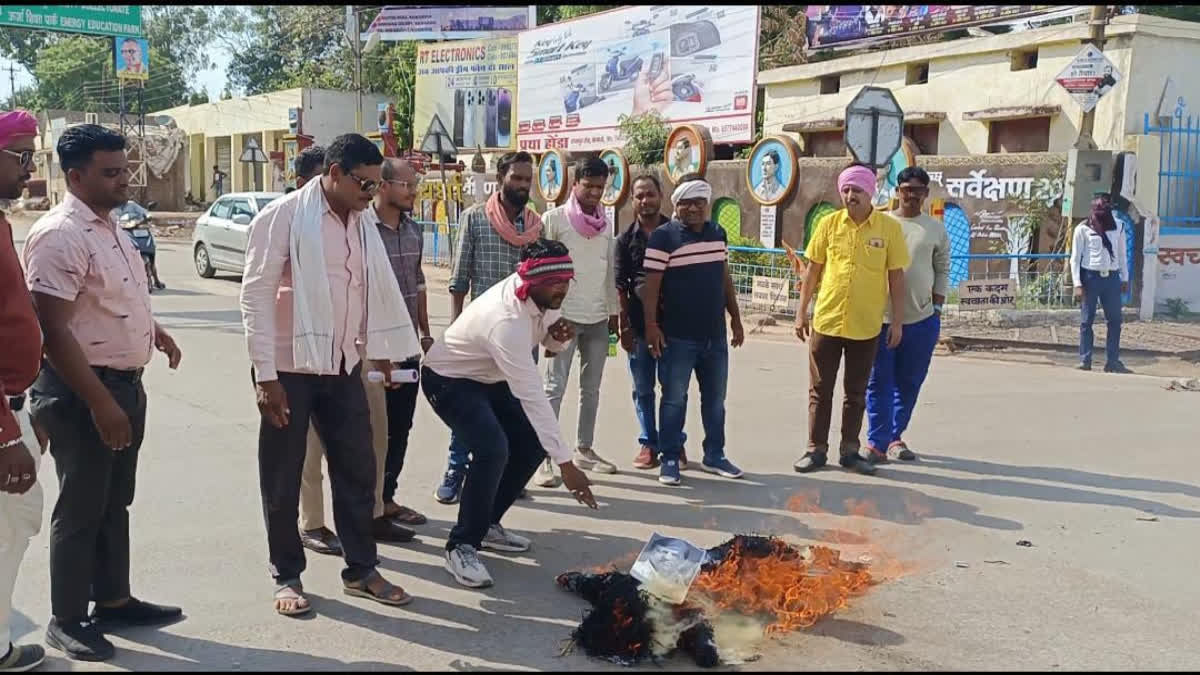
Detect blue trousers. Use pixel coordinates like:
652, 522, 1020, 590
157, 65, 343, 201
657, 334, 727, 463
1079, 268, 1122, 367
865, 313, 940, 452
446, 347, 539, 471
627, 336, 686, 452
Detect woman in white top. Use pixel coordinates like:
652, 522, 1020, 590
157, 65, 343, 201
1069, 196, 1130, 373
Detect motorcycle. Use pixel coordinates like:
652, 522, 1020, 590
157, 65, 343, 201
115, 200, 165, 292
672, 73, 703, 103
599, 53, 643, 92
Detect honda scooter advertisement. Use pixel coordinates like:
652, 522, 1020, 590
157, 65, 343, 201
516, 5, 759, 152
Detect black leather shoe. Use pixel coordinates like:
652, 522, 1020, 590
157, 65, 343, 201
45, 618, 114, 662
793, 451, 828, 473
373, 517, 416, 543
839, 453, 877, 475
1104, 361, 1133, 374
300, 527, 343, 556
91, 598, 183, 628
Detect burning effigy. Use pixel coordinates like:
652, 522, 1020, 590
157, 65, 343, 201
556, 534, 874, 667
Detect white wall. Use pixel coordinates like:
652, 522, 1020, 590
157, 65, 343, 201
154, 89, 303, 138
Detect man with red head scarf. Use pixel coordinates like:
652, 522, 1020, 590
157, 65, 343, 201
0, 109, 47, 672
421, 238, 599, 590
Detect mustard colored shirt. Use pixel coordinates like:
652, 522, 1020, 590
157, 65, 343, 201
806, 208, 911, 340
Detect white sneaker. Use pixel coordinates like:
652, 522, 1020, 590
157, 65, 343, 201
445, 544, 493, 588
482, 524, 532, 553
574, 448, 618, 474
534, 458, 561, 488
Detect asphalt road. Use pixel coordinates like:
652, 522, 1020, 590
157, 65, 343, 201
7, 226, 1200, 671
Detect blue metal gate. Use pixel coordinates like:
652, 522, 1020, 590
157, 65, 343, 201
1144, 113, 1200, 231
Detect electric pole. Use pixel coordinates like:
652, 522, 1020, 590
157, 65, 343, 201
5, 62, 16, 108
1075, 5, 1110, 150
347, 5, 363, 133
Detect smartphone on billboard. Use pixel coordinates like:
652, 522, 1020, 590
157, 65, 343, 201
649, 51, 665, 80
496, 87, 512, 147
475, 88, 487, 149
453, 90, 465, 147
463, 90, 475, 149
485, 87, 498, 148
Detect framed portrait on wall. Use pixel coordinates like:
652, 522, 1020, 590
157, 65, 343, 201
745, 135, 801, 206
599, 147, 629, 206
538, 149, 568, 203
663, 124, 713, 184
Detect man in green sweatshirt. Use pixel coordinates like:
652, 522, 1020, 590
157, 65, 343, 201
864, 166, 949, 463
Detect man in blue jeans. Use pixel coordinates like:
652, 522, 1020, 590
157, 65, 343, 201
1070, 196, 1130, 373
864, 167, 949, 463
642, 174, 744, 486
615, 175, 687, 470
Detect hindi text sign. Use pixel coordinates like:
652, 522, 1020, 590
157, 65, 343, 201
958, 278, 1017, 310
1055, 44, 1122, 113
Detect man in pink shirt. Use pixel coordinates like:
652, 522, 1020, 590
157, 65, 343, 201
24, 124, 183, 662
240, 134, 414, 617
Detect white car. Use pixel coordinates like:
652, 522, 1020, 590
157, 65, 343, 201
192, 191, 282, 278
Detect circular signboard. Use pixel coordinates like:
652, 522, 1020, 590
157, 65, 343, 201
745, 135, 801, 206
537, 149, 568, 203
663, 124, 713, 184
599, 148, 629, 206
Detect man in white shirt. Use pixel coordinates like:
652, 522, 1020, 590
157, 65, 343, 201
1070, 196, 1130, 373
537, 158, 621, 487
422, 239, 599, 589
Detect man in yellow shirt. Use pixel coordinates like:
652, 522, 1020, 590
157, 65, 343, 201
794, 164, 910, 475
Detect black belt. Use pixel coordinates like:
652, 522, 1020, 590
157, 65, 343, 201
92, 365, 144, 384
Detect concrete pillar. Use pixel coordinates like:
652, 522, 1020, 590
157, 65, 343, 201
189, 134, 204, 199
231, 133, 245, 192
1124, 134, 1162, 320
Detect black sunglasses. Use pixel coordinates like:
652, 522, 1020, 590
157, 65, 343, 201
345, 172, 379, 194
2, 148, 34, 168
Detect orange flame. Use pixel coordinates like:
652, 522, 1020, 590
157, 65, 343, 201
692, 538, 873, 636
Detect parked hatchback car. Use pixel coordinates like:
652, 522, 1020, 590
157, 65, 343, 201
192, 191, 283, 278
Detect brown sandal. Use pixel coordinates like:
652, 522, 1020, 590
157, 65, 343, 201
274, 584, 312, 617
344, 571, 413, 607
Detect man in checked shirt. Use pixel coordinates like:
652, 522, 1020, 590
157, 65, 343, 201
435, 151, 542, 504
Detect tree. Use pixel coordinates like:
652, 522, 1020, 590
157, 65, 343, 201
537, 5, 619, 24
1135, 5, 1200, 23
0, 6, 227, 112
617, 112, 669, 167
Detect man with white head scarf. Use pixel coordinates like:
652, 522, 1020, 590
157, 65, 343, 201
641, 173, 745, 487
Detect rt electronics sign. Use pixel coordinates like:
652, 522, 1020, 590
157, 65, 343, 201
1, 6, 142, 37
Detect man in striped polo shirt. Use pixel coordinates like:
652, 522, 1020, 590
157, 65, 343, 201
641, 174, 745, 486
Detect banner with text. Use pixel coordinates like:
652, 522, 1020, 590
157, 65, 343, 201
804, 5, 1071, 52
516, 5, 759, 152
414, 38, 519, 152
1, 5, 141, 37
366, 6, 533, 42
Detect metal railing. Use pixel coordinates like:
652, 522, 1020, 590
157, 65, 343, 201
416, 224, 1074, 316
1145, 112, 1200, 232
728, 246, 1073, 318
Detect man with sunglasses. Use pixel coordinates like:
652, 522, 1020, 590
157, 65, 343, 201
241, 134, 419, 617
300, 158, 433, 548
864, 167, 948, 464
0, 110, 47, 672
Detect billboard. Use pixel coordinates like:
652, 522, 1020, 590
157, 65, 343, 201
114, 36, 149, 81
516, 5, 759, 153
804, 5, 1072, 52
414, 38, 518, 152
365, 5, 534, 41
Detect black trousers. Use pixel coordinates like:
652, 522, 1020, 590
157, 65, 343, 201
28, 363, 146, 622
381, 358, 420, 505
421, 367, 546, 552
254, 364, 378, 585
